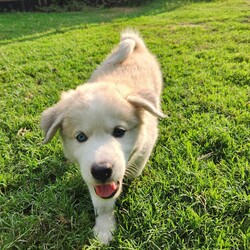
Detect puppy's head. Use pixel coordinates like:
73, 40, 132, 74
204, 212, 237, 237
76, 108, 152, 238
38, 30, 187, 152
41, 83, 165, 199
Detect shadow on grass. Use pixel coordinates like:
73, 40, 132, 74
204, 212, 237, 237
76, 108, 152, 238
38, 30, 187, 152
0, 8, 140, 44
0, 0, 214, 45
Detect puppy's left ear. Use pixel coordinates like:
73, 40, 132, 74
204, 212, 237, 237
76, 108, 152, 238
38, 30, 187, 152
127, 89, 166, 118
41, 104, 64, 144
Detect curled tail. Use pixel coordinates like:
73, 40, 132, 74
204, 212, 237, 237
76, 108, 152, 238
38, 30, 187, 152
107, 29, 146, 64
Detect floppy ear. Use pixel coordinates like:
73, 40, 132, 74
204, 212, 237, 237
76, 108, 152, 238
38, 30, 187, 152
41, 105, 64, 144
127, 89, 166, 118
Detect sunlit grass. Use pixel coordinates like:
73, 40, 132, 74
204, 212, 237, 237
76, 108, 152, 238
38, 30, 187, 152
0, 0, 249, 248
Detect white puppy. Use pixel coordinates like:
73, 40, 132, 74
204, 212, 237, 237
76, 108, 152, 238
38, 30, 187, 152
41, 30, 165, 244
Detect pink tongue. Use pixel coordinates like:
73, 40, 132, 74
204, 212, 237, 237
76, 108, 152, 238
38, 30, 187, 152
94, 182, 118, 198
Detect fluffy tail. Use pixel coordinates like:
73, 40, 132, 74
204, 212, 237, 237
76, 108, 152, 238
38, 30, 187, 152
107, 29, 146, 64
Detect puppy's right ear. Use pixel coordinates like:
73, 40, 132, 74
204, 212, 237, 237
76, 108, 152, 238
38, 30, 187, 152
127, 89, 166, 119
41, 105, 64, 144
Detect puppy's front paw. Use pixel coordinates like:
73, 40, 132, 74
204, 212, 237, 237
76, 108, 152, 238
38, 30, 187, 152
94, 225, 113, 245
94, 213, 116, 245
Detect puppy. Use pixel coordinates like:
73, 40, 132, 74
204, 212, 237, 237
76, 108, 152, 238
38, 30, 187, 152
41, 30, 165, 244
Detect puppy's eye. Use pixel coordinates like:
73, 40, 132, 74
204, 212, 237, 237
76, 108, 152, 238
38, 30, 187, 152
112, 127, 126, 138
76, 132, 88, 143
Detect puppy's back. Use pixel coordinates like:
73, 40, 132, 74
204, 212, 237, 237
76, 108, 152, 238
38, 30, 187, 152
88, 30, 162, 95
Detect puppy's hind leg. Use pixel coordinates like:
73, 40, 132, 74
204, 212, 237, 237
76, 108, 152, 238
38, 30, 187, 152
127, 143, 155, 178
127, 123, 159, 178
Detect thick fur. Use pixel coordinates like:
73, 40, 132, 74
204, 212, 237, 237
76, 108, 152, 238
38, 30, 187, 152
41, 30, 165, 244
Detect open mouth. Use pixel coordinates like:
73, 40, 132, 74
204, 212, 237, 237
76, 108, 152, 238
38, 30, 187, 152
94, 181, 120, 199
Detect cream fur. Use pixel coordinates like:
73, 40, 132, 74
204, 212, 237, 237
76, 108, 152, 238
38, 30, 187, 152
41, 30, 165, 244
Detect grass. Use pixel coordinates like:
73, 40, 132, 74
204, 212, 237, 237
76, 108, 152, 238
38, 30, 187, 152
0, 0, 249, 249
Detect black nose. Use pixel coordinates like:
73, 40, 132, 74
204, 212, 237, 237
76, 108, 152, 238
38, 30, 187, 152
91, 162, 112, 182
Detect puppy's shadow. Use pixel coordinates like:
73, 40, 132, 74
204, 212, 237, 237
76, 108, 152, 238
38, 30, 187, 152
120, 178, 134, 196
117, 176, 142, 207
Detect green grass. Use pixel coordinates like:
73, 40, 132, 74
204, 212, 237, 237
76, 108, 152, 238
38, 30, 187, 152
0, 0, 249, 249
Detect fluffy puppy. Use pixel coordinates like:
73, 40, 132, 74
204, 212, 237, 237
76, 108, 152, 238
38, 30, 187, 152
41, 30, 165, 244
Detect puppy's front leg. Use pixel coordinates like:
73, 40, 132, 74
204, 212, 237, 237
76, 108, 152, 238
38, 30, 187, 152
90, 189, 116, 245
94, 206, 116, 245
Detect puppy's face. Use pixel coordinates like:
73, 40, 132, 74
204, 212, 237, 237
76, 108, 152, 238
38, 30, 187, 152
41, 83, 164, 200
62, 85, 141, 199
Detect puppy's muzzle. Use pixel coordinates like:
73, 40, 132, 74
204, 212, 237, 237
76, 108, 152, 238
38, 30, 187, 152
91, 162, 113, 182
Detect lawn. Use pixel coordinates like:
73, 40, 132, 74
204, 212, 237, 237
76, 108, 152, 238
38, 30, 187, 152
0, 0, 249, 249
